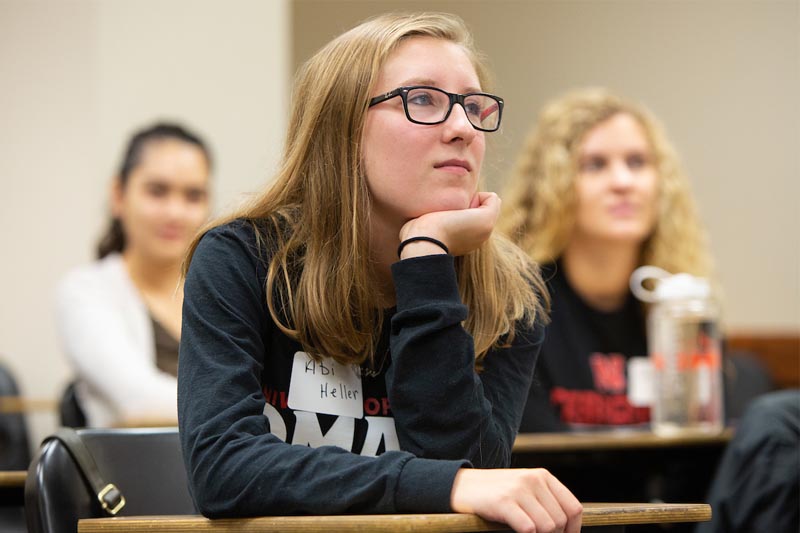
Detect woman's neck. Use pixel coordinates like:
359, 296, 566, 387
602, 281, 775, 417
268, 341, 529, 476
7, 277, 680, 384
123, 249, 185, 339
122, 250, 183, 295
561, 238, 641, 312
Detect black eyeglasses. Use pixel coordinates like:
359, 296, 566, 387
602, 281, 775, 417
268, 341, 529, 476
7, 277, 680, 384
368, 85, 504, 132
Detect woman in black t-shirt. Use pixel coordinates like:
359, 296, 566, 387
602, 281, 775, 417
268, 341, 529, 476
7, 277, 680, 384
499, 88, 714, 431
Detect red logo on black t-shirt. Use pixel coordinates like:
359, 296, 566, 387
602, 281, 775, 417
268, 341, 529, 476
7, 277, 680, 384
589, 353, 626, 393
550, 353, 649, 426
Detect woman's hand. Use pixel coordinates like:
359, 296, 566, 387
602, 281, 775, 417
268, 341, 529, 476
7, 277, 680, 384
450, 468, 583, 533
399, 192, 501, 258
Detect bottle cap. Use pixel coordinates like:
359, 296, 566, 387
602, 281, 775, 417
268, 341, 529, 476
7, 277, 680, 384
630, 266, 710, 303
655, 273, 710, 301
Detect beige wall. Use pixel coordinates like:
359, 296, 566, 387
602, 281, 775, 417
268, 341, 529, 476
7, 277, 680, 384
0, 0, 289, 446
293, 0, 800, 332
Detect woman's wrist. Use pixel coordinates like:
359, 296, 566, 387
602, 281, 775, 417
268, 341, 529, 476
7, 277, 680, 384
397, 236, 449, 259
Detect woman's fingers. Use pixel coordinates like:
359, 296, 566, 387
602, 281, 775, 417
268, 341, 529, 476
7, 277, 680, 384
450, 469, 582, 533
400, 192, 501, 256
500, 503, 537, 533
546, 473, 583, 533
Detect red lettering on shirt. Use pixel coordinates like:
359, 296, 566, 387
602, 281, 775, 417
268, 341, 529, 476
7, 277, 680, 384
550, 387, 650, 425
589, 353, 627, 393
262, 386, 288, 409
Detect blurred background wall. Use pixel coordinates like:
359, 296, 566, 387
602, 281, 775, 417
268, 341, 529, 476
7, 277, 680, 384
1, 0, 797, 447
0, 0, 289, 445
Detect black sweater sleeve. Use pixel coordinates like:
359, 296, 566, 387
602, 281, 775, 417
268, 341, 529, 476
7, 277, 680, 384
389, 255, 544, 467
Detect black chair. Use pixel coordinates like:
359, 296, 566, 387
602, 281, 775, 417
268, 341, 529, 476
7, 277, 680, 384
0, 360, 31, 471
58, 381, 87, 428
723, 350, 776, 425
25, 428, 195, 533
0, 360, 32, 533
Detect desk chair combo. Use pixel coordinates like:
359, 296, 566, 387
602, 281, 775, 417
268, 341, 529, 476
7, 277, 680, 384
24, 426, 712, 533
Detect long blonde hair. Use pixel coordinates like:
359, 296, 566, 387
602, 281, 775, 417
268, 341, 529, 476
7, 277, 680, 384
185, 12, 545, 366
498, 88, 713, 278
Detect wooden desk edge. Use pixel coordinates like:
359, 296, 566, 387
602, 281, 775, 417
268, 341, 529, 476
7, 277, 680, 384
0, 396, 57, 413
0, 470, 27, 487
514, 429, 733, 452
78, 503, 711, 532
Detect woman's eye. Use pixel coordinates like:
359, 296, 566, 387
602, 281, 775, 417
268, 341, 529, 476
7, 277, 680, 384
146, 183, 168, 197
408, 92, 434, 106
464, 102, 482, 117
627, 154, 649, 169
581, 157, 606, 172
185, 189, 207, 203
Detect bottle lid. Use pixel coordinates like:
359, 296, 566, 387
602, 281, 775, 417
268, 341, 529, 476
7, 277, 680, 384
630, 266, 711, 303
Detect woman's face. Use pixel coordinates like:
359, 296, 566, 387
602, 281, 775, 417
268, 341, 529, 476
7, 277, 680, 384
112, 139, 210, 264
571, 112, 659, 246
362, 36, 485, 232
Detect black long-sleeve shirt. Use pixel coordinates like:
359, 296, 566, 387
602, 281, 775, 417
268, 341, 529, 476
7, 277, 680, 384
519, 261, 650, 432
178, 220, 544, 517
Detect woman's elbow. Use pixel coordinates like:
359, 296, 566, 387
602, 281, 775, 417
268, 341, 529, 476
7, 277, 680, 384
186, 463, 241, 518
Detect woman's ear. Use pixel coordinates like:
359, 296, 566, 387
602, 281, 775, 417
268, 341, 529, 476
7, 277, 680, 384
110, 178, 124, 219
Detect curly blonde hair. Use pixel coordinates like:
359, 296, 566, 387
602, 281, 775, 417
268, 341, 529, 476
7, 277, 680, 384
498, 87, 713, 278
186, 12, 545, 366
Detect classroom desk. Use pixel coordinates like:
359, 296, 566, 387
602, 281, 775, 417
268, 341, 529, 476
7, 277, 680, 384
0, 395, 57, 413
0, 470, 26, 487
78, 503, 711, 533
512, 430, 730, 532
513, 428, 733, 452
113, 419, 178, 429
0, 470, 25, 524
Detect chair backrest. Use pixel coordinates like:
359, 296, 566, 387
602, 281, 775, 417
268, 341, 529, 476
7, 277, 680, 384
0, 360, 31, 470
724, 350, 776, 424
25, 428, 195, 533
58, 381, 87, 428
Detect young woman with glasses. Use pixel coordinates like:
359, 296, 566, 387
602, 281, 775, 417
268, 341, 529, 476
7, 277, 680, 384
178, 12, 581, 532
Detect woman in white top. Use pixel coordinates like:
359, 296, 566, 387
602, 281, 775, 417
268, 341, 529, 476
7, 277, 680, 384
56, 122, 211, 427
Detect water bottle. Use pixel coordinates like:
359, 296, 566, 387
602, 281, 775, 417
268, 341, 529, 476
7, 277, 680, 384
630, 266, 724, 436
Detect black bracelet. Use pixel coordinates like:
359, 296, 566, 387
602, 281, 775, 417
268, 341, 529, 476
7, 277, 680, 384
397, 236, 449, 258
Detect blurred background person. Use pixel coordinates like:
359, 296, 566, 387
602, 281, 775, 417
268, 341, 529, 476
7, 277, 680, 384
498, 88, 715, 433
696, 387, 799, 533
55, 122, 212, 428
498, 89, 779, 514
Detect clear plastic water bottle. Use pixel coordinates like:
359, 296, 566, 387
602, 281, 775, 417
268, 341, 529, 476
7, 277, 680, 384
630, 266, 724, 436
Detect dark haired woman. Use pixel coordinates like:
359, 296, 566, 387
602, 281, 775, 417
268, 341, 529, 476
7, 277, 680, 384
56, 122, 211, 427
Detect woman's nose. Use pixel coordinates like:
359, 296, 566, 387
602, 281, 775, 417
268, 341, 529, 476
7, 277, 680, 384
609, 160, 635, 187
164, 194, 189, 219
442, 103, 477, 143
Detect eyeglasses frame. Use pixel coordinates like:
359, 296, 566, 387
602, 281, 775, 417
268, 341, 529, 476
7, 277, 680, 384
368, 85, 504, 132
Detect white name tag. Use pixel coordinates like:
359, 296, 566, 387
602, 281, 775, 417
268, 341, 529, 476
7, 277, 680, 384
288, 352, 364, 418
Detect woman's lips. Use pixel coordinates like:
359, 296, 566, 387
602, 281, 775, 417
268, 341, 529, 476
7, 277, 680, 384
609, 203, 637, 217
158, 227, 186, 240
434, 159, 471, 174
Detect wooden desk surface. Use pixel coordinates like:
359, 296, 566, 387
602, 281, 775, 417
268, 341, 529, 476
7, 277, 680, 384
0, 395, 57, 413
0, 470, 26, 487
514, 428, 733, 453
78, 503, 711, 532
